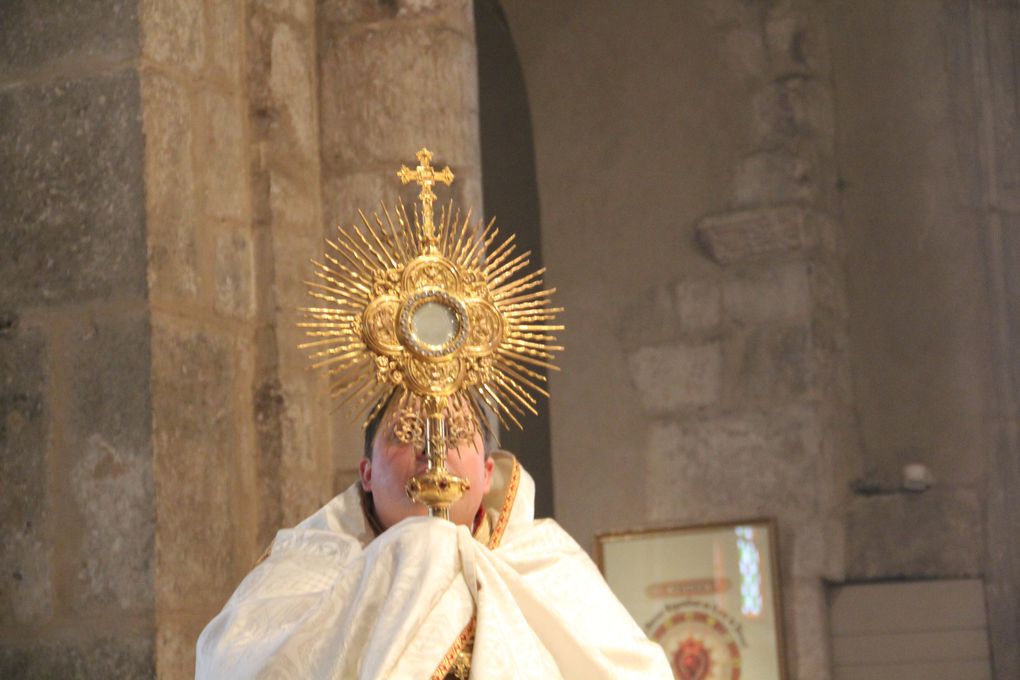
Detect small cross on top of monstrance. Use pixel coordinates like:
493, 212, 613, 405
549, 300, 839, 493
300, 147, 563, 519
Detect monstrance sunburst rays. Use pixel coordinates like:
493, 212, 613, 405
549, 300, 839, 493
298, 147, 563, 460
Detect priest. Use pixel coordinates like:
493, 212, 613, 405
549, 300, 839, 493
195, 398, 672, 679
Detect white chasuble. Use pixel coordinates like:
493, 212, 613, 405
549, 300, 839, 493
196, 453, 672, 679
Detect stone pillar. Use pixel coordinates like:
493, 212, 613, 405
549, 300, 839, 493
2, 1, 484, 677
137, 1, 268, 677
0, 3, 155, 677
316, 0, 484, 482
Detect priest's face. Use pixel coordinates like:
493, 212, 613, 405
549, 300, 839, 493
359, 401, 494, 530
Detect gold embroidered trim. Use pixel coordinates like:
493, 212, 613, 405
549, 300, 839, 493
430, 616, 476, 680
487, 458, 521, 550
253, 543, 273, 567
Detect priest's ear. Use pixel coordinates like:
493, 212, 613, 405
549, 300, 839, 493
482, 455, 495, 494
359, 458, 373, 492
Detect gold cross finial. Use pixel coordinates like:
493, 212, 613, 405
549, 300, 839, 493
397, 148, 454, 248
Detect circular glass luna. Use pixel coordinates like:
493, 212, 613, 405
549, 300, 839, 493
399, 291, 468, 358
412, 301, 457, 346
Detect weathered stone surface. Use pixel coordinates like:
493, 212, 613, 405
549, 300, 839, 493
0, 635, 154, 680
205, 0, 242, 86
646, 408, 819, 522
620, 279, 722, 349
267, 22, 317, 160
319, 0, 472, 29
319, 24, 479, 171
627, 343, 722, 413
697, 205, 815, 265
333, 467, 360, 496
674, 280, 723, 333
151, 321, 238, 606
197, 88, 246, 222
141, 70, 198, 300
67, 312, 153, 612
139, 0, 204, 72
846, 487, 983, 579
321, 171, 425, 238
255, 0, 312, 23
0, 327, 51, 626
0, 71, 147, 307
732, 150, 813, 207
156, 613, 208, 680
270, 169, 320, 236
214, 228, 256, 319
720, 26, 767, 81
723, 261, 811, 324
785, 578, 832, 680
728, 323, 813, 402
0, 1, 139, 74
281, 381, 336, 524
764, 12, 813, 77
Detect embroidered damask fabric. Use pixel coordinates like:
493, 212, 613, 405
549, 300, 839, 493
195, 453, 672, 679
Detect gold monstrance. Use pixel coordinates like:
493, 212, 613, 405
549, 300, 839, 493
300, 148, 563, 520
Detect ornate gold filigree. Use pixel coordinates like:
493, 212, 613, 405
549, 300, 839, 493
300, 147, 564, 518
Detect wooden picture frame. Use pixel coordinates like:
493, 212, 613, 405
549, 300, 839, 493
596, 518, 787, 680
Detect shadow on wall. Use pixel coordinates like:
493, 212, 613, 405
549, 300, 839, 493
474, 0, 554, 518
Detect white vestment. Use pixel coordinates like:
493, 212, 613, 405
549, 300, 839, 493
196, 453, 672, 679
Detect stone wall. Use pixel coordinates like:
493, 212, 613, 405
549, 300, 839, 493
500, 1, 858, 677
827, 1, 1020, 676
0, 1, 155, 676
501, 1, 1018, 678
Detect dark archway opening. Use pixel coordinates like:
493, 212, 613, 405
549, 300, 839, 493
474, 0, 553, 518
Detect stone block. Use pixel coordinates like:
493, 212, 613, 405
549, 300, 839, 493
728, 324, 813, 402
321, 171, 423, 236
270, 168, 320, 237
255, 0, 313, 23
214, 228, 256, 319
67, 312, 153, 612
701, 0, 762, 29
141, 70, 199, 300
732, 150, 812, 208
151, 320, 238, 606
0, 635, 153, 680
157, 614, 210, 680
723, 262, 812, 324
319, 24, 479, 171
0, 1, 139, 74
646, 409, 819, 523
206, 0, 242, 86
845, 487, 984, 580
619, 279, 722, 350
334, 467, 360, 496
253, 377, 284, 547
785, 578, 832, 680
674, 280, 722, 332
140, 0, 204, 72
197, 87, 246, 222
697, 205, 815, 265
764, 13, 811, 77
0, 71, 147, 307
720, 27, 767, 82
0, 327, 52, 626
279, 382, 338, 524
319, 0, 472, 29
750, 81, 799, 149
267, 22, 317, 161
627, 343, 722, 413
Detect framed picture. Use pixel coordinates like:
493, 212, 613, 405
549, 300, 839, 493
596, 518, 786, 680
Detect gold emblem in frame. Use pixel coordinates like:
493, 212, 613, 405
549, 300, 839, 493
300, 148, 563, 519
